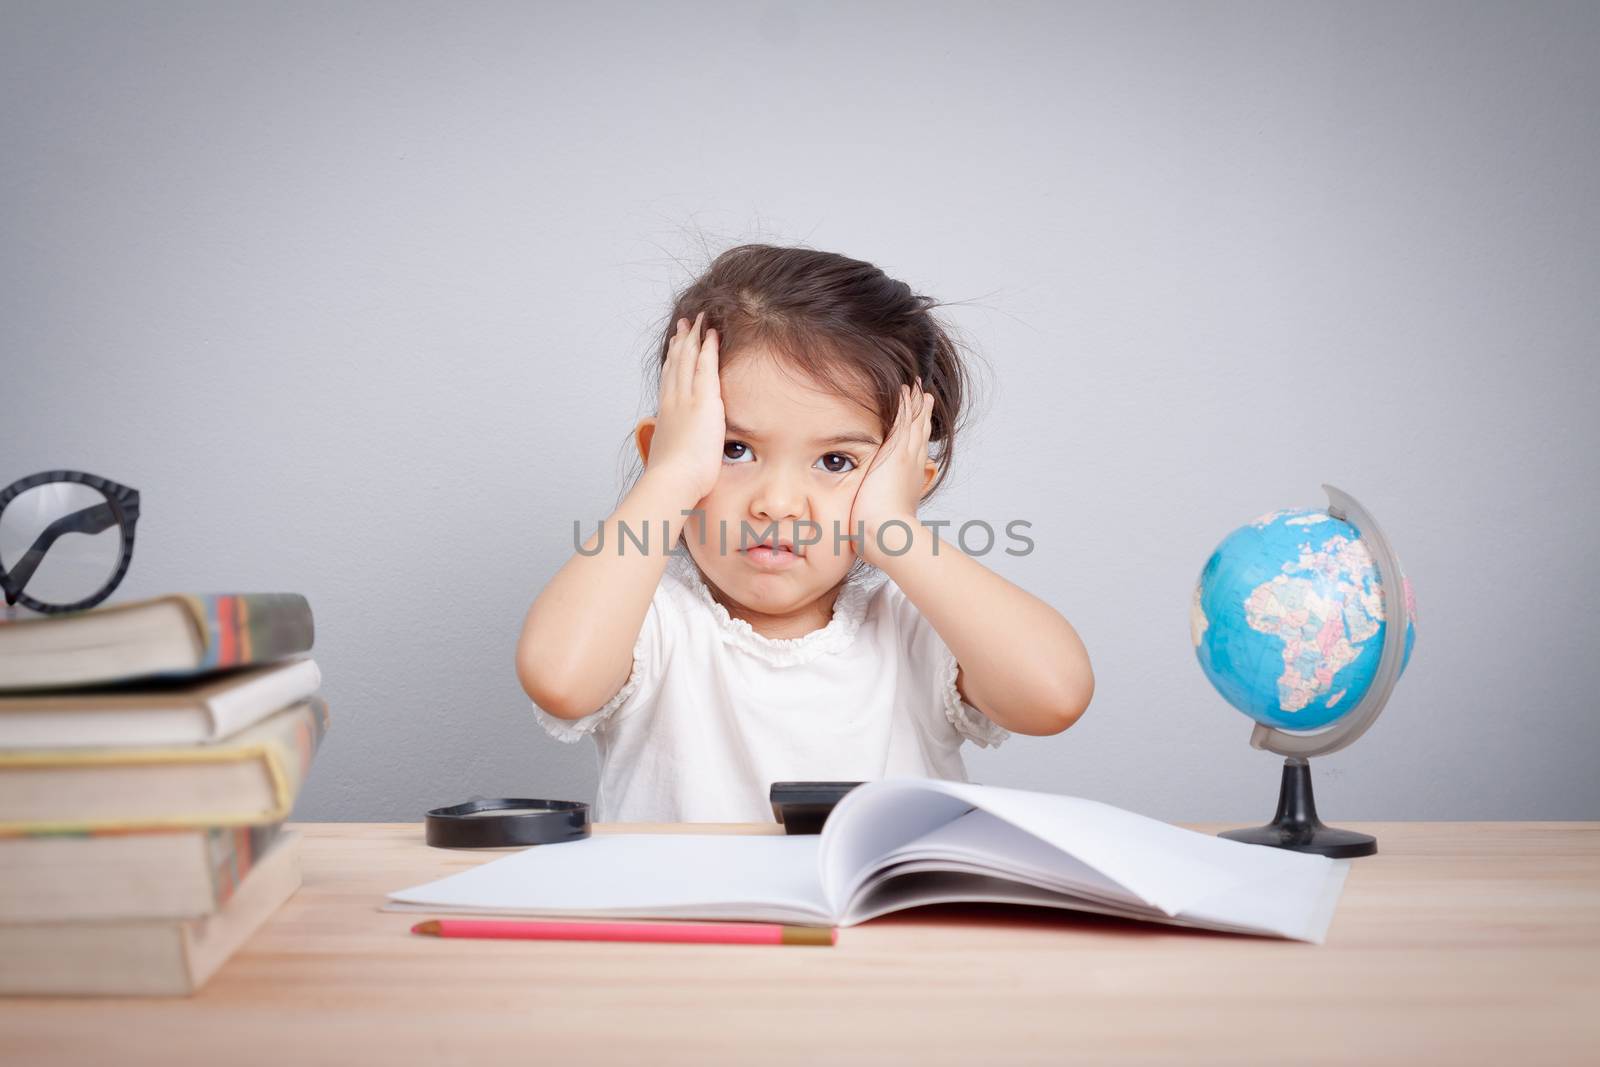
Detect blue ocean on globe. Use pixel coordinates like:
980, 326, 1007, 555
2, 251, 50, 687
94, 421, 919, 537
1192, 507, 1416, 731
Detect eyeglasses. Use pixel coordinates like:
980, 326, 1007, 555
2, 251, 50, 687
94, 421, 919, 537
0, 471, 141, 614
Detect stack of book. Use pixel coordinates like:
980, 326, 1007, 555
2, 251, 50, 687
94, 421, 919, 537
0, 593, 327, 996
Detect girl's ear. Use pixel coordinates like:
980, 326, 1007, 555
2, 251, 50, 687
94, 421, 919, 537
634, 417, 658, 465
920, 460, 938, 499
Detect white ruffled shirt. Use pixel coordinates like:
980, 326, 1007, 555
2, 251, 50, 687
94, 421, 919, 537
531, 552, 1011, 823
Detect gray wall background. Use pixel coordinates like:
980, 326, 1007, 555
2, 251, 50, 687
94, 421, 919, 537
4, 1, 1596, 823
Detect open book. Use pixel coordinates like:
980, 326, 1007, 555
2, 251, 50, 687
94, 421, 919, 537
386, 778, 1351, 943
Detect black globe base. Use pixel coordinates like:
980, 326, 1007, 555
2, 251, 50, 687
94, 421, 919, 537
1219, 756, 1377, 858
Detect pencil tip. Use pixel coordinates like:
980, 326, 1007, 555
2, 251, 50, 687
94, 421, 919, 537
412, 920, 441, 936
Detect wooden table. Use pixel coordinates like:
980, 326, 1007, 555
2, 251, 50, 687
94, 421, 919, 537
2, 822, 1597, 1065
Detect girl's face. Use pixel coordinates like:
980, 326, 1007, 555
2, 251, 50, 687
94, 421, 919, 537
682, 348, 883, 616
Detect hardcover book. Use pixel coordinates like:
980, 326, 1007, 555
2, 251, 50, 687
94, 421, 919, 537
0, 593, 314, 690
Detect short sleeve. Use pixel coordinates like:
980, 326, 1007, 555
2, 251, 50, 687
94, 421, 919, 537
530, 580, 676, 744
880, 579, 1011, 749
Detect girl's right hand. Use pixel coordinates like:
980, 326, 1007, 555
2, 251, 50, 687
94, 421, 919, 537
645, 311, 725, 503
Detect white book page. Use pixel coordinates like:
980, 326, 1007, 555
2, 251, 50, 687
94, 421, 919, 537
842, 856, 1350, 942
821, 778, 1338, 919
0, 708, 207, 748
841, 868, 1165, 927
385, 834, 833, 924
837, 808, 1143, 910
816, 784, 980, 911
839, 867, 1338, 941
0, 657, 321, 748
1173, 858, 1352, 943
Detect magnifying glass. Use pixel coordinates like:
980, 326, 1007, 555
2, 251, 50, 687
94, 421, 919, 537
424, 797, 591, 848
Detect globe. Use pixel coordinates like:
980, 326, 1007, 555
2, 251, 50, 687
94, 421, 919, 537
1192, 505, 1417, 733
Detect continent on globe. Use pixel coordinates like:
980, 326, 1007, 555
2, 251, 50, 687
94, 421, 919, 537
1193, 507, 1416, 731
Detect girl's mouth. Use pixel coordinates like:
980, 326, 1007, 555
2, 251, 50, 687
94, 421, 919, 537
742, 544, 801, 570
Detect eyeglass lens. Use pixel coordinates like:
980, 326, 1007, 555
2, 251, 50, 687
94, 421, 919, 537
0, 482, 125, 606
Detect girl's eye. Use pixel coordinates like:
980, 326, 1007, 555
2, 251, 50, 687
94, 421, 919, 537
722, 443, 854, 473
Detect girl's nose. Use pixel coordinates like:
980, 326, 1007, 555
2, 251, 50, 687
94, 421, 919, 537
751, 469, 806, 522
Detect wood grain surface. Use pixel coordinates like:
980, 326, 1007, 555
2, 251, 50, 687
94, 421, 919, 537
1, 821, 1596, 1065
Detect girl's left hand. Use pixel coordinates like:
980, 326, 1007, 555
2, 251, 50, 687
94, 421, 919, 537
849, 379, 934, 566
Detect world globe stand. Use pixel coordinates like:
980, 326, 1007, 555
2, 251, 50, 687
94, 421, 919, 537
1218, 485, 1412, 859
1222, 756, 1377, 858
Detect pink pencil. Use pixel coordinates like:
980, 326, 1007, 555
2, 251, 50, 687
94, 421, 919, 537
411, 918, 837, 946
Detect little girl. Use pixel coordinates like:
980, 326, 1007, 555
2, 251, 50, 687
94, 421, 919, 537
516, 244, 1094, 823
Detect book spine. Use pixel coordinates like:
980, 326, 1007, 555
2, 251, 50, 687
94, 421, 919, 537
206, 822, 286, 907
212, 694, 330, 831
178, 594, 315, 669
275, 695, 331, 808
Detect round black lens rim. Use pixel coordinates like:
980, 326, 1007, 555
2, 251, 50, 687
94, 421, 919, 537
0, 470, 141, 614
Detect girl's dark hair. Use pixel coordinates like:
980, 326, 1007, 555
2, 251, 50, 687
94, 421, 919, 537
623, 242, 988, 586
